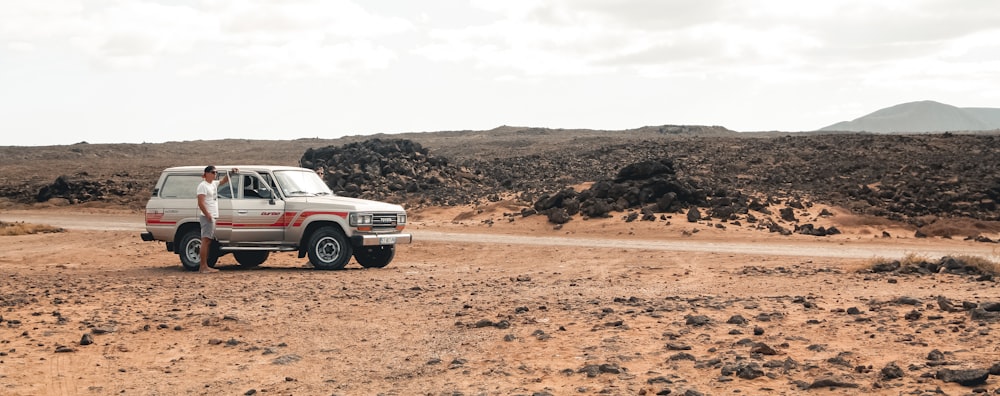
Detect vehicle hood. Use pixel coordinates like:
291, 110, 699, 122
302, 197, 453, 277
292, 195, 406, 212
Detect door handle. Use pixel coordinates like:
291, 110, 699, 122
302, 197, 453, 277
237, 210, 249, 214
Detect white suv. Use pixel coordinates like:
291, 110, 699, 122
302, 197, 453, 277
141, 165, 411, 271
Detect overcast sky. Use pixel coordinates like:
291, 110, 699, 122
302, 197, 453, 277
2, 0, 999, 146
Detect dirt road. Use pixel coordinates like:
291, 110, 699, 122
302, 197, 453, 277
3, 209, 996, 260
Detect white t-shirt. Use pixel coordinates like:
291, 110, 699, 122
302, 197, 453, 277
197, 180, 220, 219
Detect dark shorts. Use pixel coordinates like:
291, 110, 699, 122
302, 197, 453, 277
199, 216, 216, 239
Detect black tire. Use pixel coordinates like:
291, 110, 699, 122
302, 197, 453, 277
307, 227, 352, 270
178, 229, 218, 271
354, 245, 395, 268
234, 251, 269, 267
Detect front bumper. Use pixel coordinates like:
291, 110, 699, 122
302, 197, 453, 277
352, 233, 412, 247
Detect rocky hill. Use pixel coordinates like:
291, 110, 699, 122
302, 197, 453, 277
2, 127, 999, 237
821, 100, 1000, 133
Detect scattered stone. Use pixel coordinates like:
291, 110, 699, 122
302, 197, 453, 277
881, 362, 904, 380
684, 315, 710, 326
665, 343, 692, 351
806, 377, 860, 389
668, 352, 696, 361
79, 334, 94, 346
271, 354, 302, 365
936, 368, 989, 386
751, 342, 778, 355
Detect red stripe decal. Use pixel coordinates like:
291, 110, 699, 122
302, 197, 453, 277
291, 211, 348, 227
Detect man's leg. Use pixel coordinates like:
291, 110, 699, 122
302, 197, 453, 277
199, 218, 218, 273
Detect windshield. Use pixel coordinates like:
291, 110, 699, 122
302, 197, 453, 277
273, 170, 334, 197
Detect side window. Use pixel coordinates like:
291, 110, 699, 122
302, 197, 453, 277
242, 175, 261, 199
218, 175, 237, 199
159, 175, 201, 198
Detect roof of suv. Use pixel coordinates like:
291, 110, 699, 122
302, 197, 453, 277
163, 165, 310, 173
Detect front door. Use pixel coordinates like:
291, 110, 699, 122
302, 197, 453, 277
230, 172, 286, 243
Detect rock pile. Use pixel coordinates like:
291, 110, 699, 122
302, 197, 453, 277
868, 256, 997, 281
299, 139, 491, 206
531, 158, 710, 223
34, 172, 145, 205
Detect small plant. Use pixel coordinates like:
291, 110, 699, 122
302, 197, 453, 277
0, 221, 65, 236
951, 254, 1000, 276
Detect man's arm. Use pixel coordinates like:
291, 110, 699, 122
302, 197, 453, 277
197, 194, 212, 219
218, 168, 238, 186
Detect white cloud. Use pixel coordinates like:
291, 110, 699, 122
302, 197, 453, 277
0, 0, 412, 76
416, 0, 1000, 86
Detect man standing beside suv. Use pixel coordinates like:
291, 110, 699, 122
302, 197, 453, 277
197, 166, 236, 273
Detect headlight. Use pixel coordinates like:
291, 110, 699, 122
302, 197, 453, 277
397, 213, 407, 224
350, 213, 373, 226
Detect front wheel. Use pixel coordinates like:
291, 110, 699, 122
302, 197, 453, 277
234, 251, 269, 267
178, 229, 218, 271
307, 227, 352, 270
354, 245, 395, 268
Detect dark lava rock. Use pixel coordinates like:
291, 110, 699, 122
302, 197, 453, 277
936, 368, 990, 386
750, 342, 778, 355
970, 308, 1000, 321
726, 315, 747, 325
870, 261, 901, 273
779, 207, 796, 222
668, 352, 696, 361
79, 333, 94, 346
684, 315, 711, 326
666, 343, 692, 351
735, 362, 764, 380
894, 296, 921, 306
806, 377, 859, 389
686, 207, 702, 222
881, 362, 904, 380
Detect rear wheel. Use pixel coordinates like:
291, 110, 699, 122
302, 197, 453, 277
178, 229, 217, 271
354, 245, 395, 268
307, 227, 352, 270
234, 251, 269, 267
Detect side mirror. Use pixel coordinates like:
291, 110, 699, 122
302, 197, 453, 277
258, 188, 272, 199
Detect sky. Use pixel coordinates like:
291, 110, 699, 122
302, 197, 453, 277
2, 0, 999, 146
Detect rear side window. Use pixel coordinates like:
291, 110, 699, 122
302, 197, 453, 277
159, 175, 202, 198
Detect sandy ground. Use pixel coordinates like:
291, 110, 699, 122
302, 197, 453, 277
1, 205, 999, 395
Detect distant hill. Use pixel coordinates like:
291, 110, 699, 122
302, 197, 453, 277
820, 100, 1000, 133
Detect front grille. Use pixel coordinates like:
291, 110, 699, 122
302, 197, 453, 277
372, 213, 398, 226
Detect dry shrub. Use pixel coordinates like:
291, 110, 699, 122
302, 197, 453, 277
951, 254, 1000, 275
0, 221, 65, 236
916, 218, 1000, 238
834, 213, 909, 229
900, 252, 931, 267
860, 252, 1000, 276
